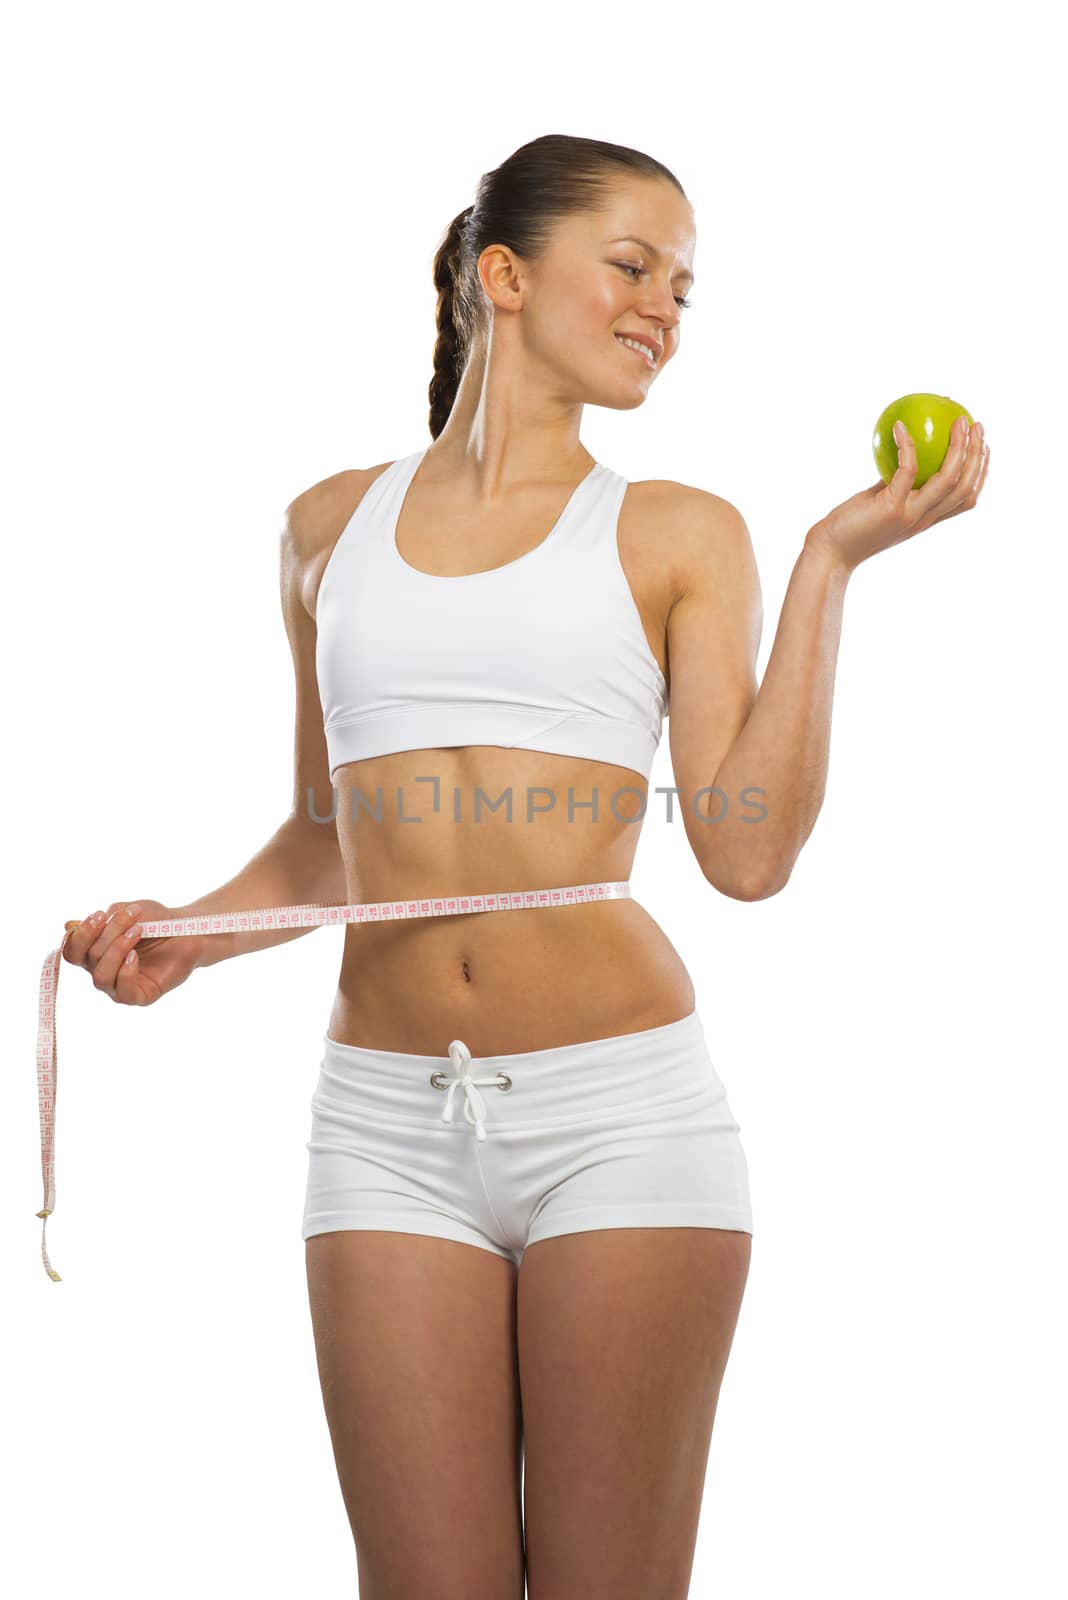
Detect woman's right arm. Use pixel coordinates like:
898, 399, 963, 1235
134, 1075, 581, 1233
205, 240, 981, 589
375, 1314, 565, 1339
182, 475, 356, 964
169, 812, 348, 969
65, 477, 354, 998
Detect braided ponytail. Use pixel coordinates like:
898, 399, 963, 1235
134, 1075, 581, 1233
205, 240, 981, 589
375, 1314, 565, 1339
428, 205, 475, 441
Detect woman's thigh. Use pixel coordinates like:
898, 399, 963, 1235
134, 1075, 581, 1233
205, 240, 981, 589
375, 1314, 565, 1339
305, 1229, 525, 1600
517, 1224, 752, 1600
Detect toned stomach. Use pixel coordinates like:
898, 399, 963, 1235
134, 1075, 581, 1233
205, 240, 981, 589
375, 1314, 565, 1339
323, 746, 696, 1055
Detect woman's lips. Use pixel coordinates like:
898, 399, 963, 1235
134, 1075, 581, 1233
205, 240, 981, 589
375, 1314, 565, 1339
615, 335, 656, 370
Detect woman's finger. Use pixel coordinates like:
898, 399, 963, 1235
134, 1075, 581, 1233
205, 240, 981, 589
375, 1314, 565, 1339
62, 909, 106, 965
96, 921, 144, 997
88, 904, 144, 993
914, 435, 991, 528
889, 422, 917, 499
905, 415, 973, 522
926, 438, 991, 526
920, 432, 991, 531
113, 941, 144, 1004
958, 425, 986, 499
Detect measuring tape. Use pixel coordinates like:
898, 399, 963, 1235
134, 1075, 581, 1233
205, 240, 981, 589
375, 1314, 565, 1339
35, 879, 632, 1281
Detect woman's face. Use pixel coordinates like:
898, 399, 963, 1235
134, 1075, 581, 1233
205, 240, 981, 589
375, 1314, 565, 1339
478, 179, 697, 412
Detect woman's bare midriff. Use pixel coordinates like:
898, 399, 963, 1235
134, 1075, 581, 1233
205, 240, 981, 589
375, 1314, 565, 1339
323, 746, 696, 1056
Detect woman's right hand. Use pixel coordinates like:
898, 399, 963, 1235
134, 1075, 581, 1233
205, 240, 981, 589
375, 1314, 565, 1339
61, 900, 204, 1006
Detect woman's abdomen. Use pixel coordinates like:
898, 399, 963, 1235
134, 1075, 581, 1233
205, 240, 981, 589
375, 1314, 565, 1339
327, 896, 696, 1055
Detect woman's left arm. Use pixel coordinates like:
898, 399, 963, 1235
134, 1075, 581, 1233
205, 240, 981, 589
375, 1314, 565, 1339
702, 534, 853, 899
670, 416, 990, 899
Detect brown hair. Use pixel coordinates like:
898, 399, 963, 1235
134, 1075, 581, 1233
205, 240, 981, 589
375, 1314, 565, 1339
427, 134, 687, 440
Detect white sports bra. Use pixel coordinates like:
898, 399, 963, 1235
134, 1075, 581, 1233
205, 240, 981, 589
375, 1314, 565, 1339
315, 448, 669, 783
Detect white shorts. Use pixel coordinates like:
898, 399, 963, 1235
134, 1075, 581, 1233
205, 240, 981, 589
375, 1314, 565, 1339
302, 1008, 753, 1265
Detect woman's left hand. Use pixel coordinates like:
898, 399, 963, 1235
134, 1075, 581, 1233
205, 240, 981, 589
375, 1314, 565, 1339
805, 415, 990, 574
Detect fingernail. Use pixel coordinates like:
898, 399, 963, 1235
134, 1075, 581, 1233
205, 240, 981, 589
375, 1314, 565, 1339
127, 903, 142, 918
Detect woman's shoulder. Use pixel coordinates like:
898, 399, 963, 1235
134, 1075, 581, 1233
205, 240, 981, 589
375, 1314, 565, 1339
282, 461, 400, 621
283, 461, 396, 565
629, 474, 739, 515
620, 476, 749, 608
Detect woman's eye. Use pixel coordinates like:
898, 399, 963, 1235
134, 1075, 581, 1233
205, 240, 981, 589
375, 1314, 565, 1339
615, 261, 693, 310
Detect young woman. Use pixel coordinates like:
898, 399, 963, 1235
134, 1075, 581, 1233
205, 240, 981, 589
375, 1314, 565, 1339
64, 134, 988, 1599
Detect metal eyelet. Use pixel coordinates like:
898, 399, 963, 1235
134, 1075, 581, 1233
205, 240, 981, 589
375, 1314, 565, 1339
430, 1071, 448, 1090
496, 1072, 513, 1092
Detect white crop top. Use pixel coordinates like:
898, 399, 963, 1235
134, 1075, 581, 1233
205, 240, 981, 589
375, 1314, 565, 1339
315, 448, 669, 783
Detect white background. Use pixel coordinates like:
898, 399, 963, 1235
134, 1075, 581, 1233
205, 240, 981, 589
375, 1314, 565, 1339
4, 1, 1065, 1595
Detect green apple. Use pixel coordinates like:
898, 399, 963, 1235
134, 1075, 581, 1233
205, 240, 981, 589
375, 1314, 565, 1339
872, 393, 975, 489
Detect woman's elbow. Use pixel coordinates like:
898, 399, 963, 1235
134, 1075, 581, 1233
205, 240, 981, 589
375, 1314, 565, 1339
704, 861, 791, 901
